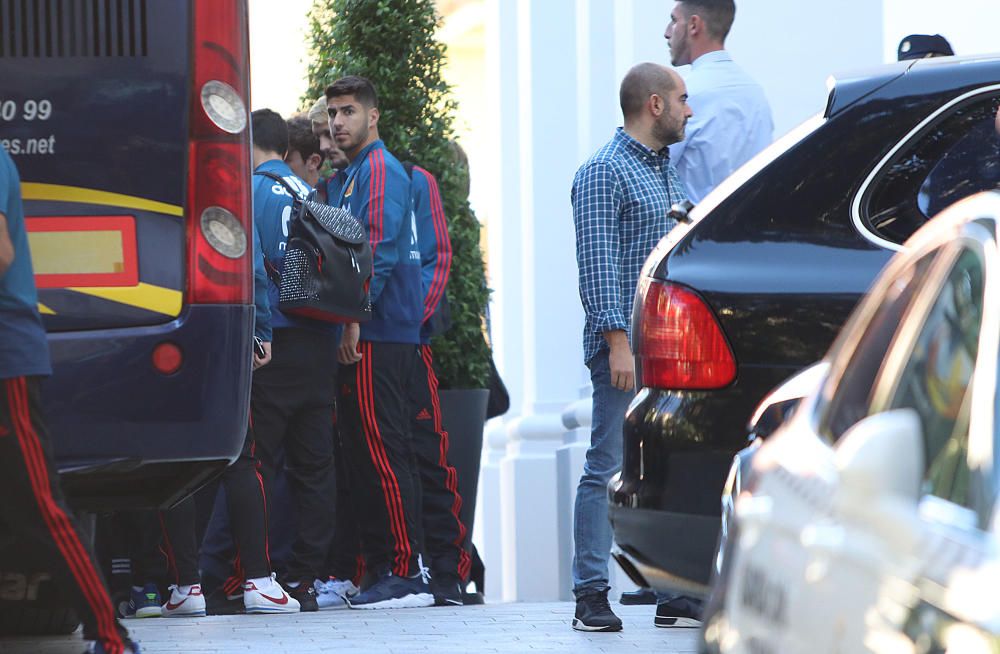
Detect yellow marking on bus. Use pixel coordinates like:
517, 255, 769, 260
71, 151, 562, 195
37, 302, 55, 315
67, 283, 183, 317
22, 183, 184, 217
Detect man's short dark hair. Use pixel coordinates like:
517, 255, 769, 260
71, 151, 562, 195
286, 115, 321, 161
620, 63, 677, 121
251, 108, 288, 156
679, 0, 736, 41
325, 75, 379, 108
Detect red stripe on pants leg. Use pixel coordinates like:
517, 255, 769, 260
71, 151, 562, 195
10, 380, 122, 650
359, 348, 412, 575
352, 356, 403, 570
422, 346, 472, 579
157, 512, 180, 584
356, 346, 412, 576
248, 438, 272, 571
7, 379, 125, 653
9, 379, 119, 646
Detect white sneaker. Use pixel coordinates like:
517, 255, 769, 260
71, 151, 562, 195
244, 573, 301, 614
315, 577, 359, 610
161, 584, 206, 618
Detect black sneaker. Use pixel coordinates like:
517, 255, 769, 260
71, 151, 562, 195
430, 574, 464, 607
620, 588, 657, 605
284, 579, 319, 612
654, 599, 702, 628
572, 589, 622, 632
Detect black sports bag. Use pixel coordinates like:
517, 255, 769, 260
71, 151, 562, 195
255, 171, 372, 323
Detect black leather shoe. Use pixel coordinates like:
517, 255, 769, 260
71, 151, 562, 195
620, 588, 657, 605
654, 599, 702, 628
430, 574, 464, 607
284, 579, 319, 612
572, 588, 622, 632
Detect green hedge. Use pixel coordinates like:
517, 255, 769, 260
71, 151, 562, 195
305, 0, 491, 389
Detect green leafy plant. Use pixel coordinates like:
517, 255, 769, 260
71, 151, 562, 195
305, 0, 491, 389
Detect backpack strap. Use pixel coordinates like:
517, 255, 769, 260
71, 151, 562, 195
252, 170, 304, 288
255, 169, 302, 200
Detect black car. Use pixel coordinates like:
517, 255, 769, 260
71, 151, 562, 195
608, 54, 1000, 596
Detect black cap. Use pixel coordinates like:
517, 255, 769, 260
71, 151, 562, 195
897, 34, 954, 61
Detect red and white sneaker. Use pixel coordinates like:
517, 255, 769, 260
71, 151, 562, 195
161, 584, 206, 618
244, 573, 301, 614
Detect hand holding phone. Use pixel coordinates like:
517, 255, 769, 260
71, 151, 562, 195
253, 337, 271, 369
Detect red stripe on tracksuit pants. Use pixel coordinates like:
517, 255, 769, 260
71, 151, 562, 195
337, 341, 420, 578
0, 377, 129, 652
409, 345, 471, 581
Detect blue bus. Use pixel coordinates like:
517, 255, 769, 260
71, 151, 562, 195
0, 0, 254, 512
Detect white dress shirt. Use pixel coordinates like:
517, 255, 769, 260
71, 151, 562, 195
669, 50, 774, 204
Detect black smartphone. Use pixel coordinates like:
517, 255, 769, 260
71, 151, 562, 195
253, 336, 267, 359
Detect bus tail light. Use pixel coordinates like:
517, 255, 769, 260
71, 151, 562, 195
634, 278, 736, 390
186, 0, 252, 305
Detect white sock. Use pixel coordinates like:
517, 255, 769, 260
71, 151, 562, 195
132, 586, 144, 593
249, 576, 274, 589
177, 584, 196, 595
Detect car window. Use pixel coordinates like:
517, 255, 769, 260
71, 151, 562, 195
820, 253, 937, 441
877, 249, 984, 509
865, 94, 1000, 245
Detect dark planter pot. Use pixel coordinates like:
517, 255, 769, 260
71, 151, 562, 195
438, 388, 488, 598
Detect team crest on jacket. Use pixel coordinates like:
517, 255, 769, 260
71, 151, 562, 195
344, 178, 355, 199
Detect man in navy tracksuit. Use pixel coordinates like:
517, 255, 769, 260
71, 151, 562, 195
326, 75, 429, 609
0, 147, 137, 653
159, 110, 308, 618
247, 109, 341, 611
405, 165, 471, 605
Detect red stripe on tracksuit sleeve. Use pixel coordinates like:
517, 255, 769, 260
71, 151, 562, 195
355, 345, 412, 576
420, 346, 471, 579
6, 379, 125, 654
418, 168, 452, 323
367, 150, 386, 259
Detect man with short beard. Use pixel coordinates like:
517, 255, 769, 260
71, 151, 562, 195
326, 75, 429, 609
664, 0, 772, 203
570, 62, 691, 632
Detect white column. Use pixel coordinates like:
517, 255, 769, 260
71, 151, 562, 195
497, 0, 582, 602
478, 0, 521, 601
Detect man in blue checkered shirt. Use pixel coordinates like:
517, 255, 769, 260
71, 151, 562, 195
570, 62, 691, 633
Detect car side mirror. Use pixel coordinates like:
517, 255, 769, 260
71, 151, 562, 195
834, 409, 924, 500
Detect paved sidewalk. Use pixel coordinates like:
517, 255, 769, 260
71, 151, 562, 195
0, 602, 700, 653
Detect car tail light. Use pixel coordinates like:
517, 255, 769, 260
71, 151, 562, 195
186, 0, 252, 304
635, 278, 736, 389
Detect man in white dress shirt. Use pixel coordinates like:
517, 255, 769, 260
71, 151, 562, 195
665, 0, 773, 203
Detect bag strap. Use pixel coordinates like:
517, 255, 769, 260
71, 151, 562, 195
253, 170, 306, 288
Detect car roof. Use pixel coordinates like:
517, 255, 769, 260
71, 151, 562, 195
827, 53, 1000, 118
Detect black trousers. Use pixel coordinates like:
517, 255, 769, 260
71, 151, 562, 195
161, 430, 271, 586
323, 419, 364, 582
0, 377, 130, 652
408, 345, 470, 581
251, 327, 338, 581
338, 341, 420, 578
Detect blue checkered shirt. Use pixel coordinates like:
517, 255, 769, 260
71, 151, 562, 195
572, 127, 687, 365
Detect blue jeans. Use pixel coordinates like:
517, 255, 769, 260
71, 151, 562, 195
572, 349, 634, 596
